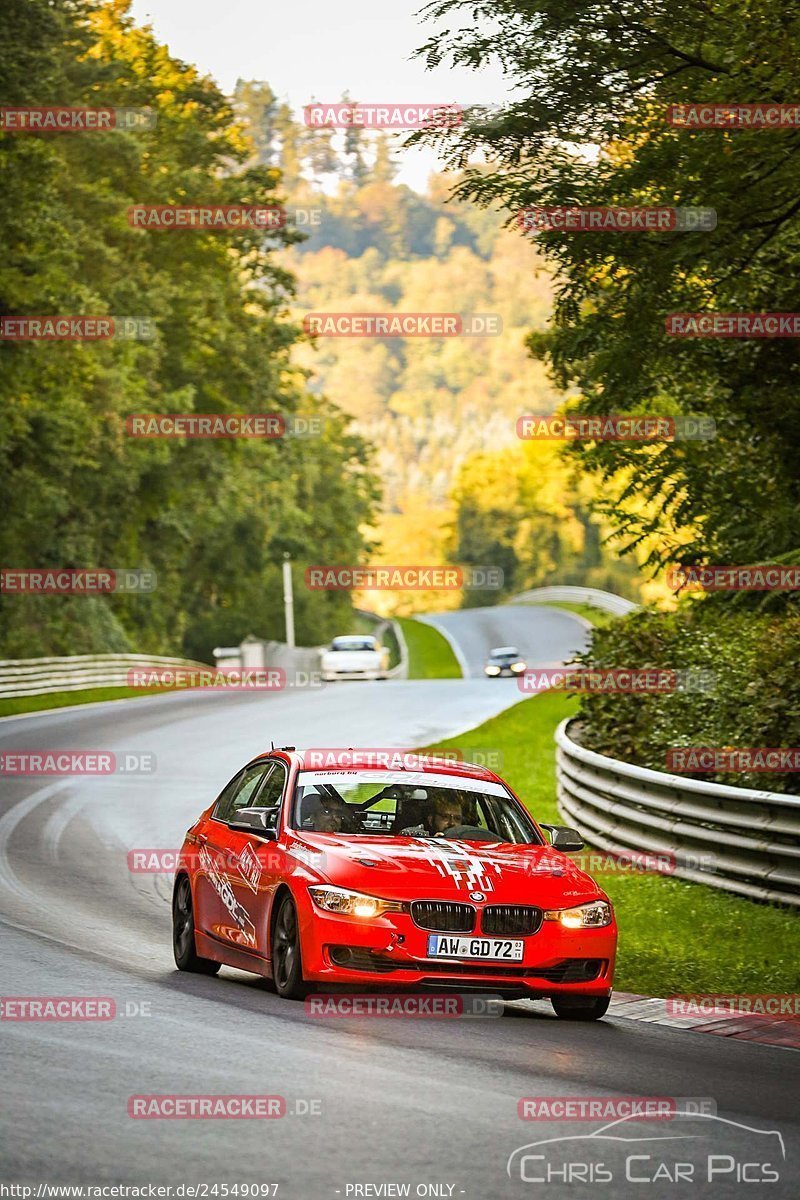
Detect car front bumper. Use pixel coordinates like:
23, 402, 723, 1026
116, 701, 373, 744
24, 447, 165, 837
297, 901, 616, 996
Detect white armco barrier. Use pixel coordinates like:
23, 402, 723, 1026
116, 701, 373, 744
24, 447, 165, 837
0, 654, 209, 698
556, 719, 800, 908
511, 585, 638, 615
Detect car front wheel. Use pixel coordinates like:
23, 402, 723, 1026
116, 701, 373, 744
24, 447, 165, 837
271, 893, 311, 999
172, 875, 220, 975
551, 995, 610, 1021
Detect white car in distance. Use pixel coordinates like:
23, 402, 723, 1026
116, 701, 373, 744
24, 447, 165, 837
320, 635, 389, 682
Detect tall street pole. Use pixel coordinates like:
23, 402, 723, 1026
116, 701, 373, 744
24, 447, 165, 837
282, 555, 295, 648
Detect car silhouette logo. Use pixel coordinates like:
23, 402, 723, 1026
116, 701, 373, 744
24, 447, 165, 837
469, 891, 485, 902
507, 1112, 786, 1179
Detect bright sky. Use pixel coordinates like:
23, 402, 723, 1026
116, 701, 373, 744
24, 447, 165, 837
128, 0, 511, 188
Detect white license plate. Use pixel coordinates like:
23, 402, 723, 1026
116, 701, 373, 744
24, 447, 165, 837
426, 935, 524, 962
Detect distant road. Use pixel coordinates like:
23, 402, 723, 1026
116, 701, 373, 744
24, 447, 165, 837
416, 602, 591, 676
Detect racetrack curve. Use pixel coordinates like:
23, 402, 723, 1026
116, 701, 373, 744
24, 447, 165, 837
414, 602, 592, 678
0, 606, 797, 1198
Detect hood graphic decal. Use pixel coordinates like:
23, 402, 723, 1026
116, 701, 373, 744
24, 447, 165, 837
412, 838, 503, 892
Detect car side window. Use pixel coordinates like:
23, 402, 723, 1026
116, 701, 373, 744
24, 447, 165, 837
214, 762, 272, 823
249, 762, 287, 830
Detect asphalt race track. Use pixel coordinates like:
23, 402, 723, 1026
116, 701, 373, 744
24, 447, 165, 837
1, 606, 797, 1198
415, 603, 592, 677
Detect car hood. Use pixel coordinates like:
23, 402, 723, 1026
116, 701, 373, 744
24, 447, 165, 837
286, 833, 603, 906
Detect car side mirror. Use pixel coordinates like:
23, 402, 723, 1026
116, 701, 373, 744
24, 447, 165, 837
540, 823, 584, 852
228, 808, 278, 839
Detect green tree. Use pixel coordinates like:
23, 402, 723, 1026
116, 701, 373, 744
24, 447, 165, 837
411, 0, 800, 582
0, 0, 378, 659
233, 79, 278, 166
448, 443, 642, 603
303, 121, 338, 182
274, 101, 302, 192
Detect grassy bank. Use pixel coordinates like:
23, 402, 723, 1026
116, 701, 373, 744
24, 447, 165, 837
517, 598, 619, 628
420, 693, 799, 996
396, 617, 462, 679
0, 685, 169, 719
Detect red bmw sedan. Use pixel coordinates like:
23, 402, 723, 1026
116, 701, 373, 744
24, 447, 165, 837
173, 749, 617, 1019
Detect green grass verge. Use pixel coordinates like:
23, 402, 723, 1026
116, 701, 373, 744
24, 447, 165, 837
396, 616, 462, 679
379, 622, 401, 671
420, 692, 799, 996
0, 685, 169, 719
521, 598, 619, 628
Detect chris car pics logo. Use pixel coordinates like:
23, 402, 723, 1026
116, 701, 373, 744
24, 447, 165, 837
507, 1112, 785, 1185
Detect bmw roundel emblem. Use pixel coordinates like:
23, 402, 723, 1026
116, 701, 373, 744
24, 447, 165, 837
469, 891, 485, 902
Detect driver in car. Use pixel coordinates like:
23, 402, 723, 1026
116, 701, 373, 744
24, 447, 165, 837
302, 794, 351, 833
431, 796, 463, 835
401, 795, 463, 838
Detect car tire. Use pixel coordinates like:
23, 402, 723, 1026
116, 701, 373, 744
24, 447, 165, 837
172, 875, 220, 975
271, 892, 311, 1000
551, 995, 610, 1021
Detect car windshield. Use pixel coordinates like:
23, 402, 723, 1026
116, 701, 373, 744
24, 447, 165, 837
293, 770, 542, 844
330, 637, 375, 651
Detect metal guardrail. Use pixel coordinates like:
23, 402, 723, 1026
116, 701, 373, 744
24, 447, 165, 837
511, 585, 638, 616
379, 618, 409, 680
0, 654, 209, 698
556, 718, 800, 907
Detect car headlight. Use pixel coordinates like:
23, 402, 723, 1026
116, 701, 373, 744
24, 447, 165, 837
510, 661, 526, 672
485, 665, 501, 676
308, 885, 403, 918
544, 901, 612, 928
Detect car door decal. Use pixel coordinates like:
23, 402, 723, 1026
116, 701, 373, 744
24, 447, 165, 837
198, 843, 257, 946
236, 842, 262, 893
